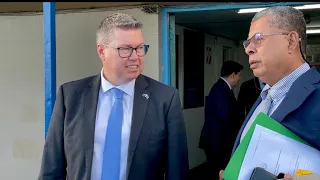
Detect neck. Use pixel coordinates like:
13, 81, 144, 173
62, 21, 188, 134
224, 76, 234, 88
267, 59, 304, 86
103, 70, 122, 86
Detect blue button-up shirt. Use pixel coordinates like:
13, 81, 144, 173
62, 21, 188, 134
90, 69, 135, 180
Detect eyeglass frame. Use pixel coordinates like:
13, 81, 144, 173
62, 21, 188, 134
242, 31, 306, 61
242, 32, 290, 49
103, 44, 150, 58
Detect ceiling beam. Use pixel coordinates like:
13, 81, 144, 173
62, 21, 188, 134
0, 2, 214, 14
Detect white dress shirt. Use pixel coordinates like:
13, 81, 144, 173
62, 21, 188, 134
90, 69, 135, 180
221, 77, 232, 90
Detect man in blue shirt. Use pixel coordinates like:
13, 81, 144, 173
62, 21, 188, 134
39, 13, 189, 180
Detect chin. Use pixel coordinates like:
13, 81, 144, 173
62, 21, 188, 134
253, 69, 263, 78
253, 72, 267, 83
126, 72, 140, 80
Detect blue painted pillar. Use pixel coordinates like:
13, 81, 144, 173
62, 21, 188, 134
161, 9, 170, 86
43, 2, 56, 139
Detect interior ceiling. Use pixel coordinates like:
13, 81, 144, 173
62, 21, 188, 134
175, 8, 320, 41
0, 2, 215, 14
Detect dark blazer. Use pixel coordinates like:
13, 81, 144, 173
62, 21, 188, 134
38, 74, 189, 180
199, 78, 242, 152
232, 67, 320, 154
237, 77, 262, 121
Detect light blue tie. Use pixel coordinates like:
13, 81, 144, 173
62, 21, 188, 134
240, 88, 273, 141
101, 88, 124, 180
260, 88, 273, 116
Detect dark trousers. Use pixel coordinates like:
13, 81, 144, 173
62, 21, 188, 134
204, 148, 232, 179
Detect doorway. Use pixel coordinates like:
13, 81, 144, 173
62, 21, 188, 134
160, 1, 320, 172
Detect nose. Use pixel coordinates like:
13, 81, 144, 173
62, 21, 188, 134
245, 43, 256, 55
129, 49, 139, 60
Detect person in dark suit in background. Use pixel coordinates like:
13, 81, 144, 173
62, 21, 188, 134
199, 61, 243, 179
237, 76, 265, 121
38, 13, 189, 180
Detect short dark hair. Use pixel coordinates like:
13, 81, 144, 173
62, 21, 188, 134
220, 61, 243, 77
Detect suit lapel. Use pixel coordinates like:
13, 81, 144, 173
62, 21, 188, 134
232, 67, 320, 153
232, 97, 262, 153
126, 75, 149, 177
271, 67, 320, 122
83, 74, 101, 175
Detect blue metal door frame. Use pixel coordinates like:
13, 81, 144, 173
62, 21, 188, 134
160, 2, 319, 86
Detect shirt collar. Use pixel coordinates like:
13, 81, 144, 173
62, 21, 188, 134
260, 62, 310, 101
100, 69, 135, 96
220, 77, 232, 90
258, 78, 266, 90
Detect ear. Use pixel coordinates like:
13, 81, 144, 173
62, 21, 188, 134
231, 72, 236, 78
287, 31, 300, 54
97, 44, 106, 62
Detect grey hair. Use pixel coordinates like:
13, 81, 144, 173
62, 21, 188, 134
96, 13, 143, 45
252, 6, 307, 55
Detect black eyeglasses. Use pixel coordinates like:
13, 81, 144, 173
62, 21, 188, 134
242, 33, 288, 49
104, 44, 150, 58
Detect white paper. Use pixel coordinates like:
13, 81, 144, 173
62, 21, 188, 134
238, 125, 320, 180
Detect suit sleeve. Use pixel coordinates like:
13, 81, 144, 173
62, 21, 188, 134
38, 85, 67, 180
165, 89, 189, 180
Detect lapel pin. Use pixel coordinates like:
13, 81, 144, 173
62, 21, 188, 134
142, 94, 149, 99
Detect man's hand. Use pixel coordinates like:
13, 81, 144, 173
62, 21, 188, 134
219, 170, 224, 180
283, 174, 293, 180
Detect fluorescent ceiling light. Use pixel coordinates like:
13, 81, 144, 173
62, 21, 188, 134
307, 29, 320, 34
238, 8, 266, 13
238, 4, 320, 13
295, 4, 320, 10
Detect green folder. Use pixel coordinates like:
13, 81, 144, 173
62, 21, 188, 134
222, 112, 310, 180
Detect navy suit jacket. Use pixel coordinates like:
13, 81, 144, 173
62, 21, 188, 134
38, 74, 189, 180
232, 67, 320, 153
199, 78, 242, 152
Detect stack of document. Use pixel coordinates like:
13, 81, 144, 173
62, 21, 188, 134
222, 113, 320, 180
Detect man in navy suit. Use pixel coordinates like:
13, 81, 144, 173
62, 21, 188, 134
39, 13, 189, 180
219, 6, 320, 180
199, 60, 243, 179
